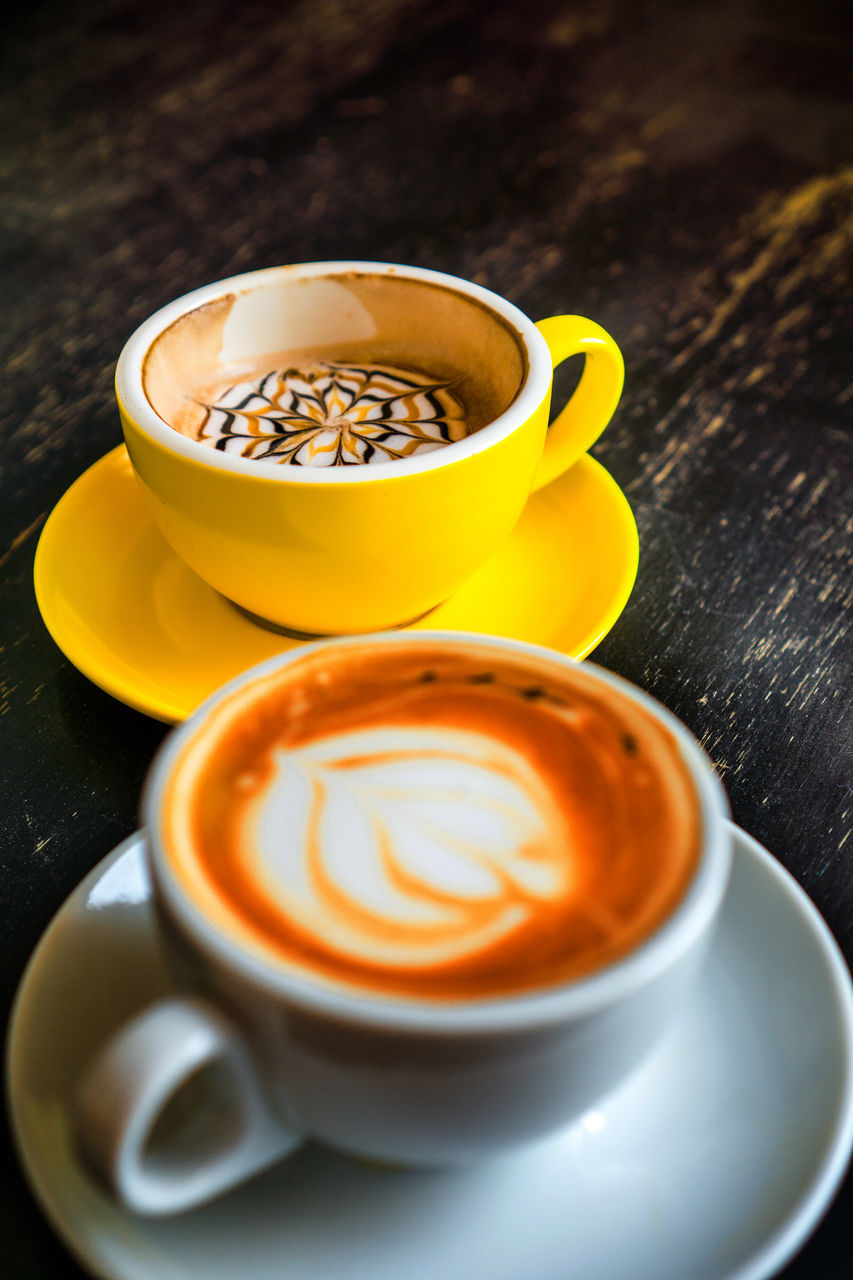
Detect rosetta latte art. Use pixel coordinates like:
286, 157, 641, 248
195, 362, 468, 465
242, 726, 572, 972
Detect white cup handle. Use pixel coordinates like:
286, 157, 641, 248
73, 995, 303, 1215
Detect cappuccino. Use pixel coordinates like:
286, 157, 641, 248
142, 271, 527, 467
159, 640, 701, 1001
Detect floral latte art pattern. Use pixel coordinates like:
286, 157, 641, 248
195, 361, 469, 465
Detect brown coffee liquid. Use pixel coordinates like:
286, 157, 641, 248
160, 643, 702, 1001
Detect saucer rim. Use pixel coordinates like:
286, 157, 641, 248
33, 445, 639, 724
6, 822, 853, 1280
730, 826, 853, 1280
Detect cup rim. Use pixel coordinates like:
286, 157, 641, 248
142, 631, 732, 1034
115, 261, 554, 484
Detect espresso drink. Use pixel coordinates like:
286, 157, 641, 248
160, 642, 701, 1002
142, 272, 527, 467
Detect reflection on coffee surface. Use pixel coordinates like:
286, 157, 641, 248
161, 644, 701, 1001
195, 361, 469, 466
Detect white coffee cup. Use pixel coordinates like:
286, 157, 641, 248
73, 632, 731, 1215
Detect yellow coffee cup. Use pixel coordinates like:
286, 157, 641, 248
116, 262, 623, 635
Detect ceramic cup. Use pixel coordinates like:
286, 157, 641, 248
115, 262, 624, 635
72, 632, 730, 1216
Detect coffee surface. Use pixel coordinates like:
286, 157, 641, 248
192, 359, 470, 465
142, 271, 527, 466
161, 644, 702, 1001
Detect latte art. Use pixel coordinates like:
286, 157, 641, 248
246, 726, 571, 971
161, 643, 702, 1002
195, 362, 468, 465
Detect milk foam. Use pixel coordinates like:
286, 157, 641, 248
195, 361, 468, 465
242, 726, 571, 970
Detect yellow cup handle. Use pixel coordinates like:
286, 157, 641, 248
531, 316, 624, 493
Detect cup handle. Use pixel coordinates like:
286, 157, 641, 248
531, 316, 624, 492
72, 995, 303, 1215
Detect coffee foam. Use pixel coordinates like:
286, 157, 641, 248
161, 645, 702, 1001
244, 723, 570, 969
191, 360, 470, 465
142, 273, 527, 460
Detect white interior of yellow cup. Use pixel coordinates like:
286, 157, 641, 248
117, 262, 553, 483
143, 269, 528, 446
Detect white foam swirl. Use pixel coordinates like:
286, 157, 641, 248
241, 726, 572, 972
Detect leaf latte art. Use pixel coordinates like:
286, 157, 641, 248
245, 727, 571, 972
161, 643, 702, 1001
195, 361, 468, 465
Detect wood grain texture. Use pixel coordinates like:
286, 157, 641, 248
1, 1, 851, 1275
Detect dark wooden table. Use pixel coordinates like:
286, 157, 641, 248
2, 1, 851, 1275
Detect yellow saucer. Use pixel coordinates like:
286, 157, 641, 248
34, 446, 638, 722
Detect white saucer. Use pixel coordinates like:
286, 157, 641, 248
7, 826, 853, 1280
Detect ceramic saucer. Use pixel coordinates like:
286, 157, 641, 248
33, 446, 638, 722
8, 825, 853, 1280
